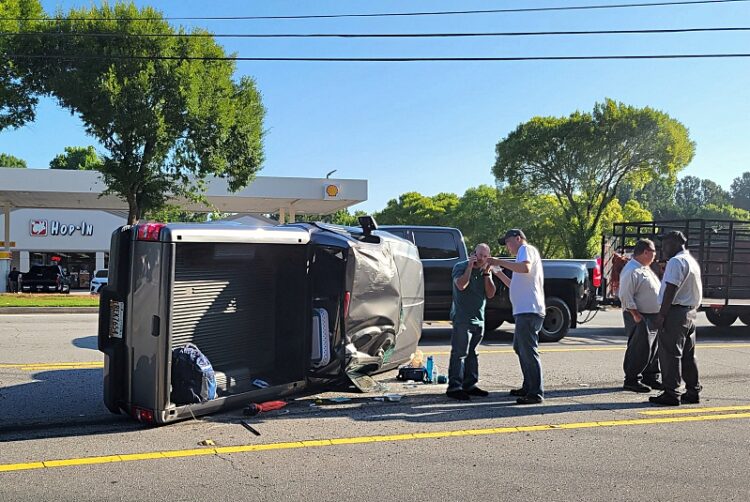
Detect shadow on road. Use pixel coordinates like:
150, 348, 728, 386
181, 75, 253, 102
72, 335, 99, 351
0, 368, 139, 442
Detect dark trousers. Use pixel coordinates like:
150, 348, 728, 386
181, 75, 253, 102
447, 322, 484, 391
622, 311, 660, 384
513, 313, 544, 399
658, 306, 701, 399
9, 280, 19, 293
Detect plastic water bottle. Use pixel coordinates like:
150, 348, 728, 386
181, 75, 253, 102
425, 356, 434, 383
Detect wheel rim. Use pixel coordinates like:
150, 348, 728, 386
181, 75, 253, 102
543, 306, 564, 334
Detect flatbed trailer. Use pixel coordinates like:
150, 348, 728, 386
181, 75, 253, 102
601, 219, 750, 328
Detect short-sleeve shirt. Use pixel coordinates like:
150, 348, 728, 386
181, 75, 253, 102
509, 244, 546, 316
658, 250, 703, 309
450, 260, 488, 325
618, 258, 661, 314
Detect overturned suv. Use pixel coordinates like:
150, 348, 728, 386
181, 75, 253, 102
98, 217, 424, 424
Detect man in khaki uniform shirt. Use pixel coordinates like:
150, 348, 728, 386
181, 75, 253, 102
618, 239, 662, 393
650, 231, 703, 406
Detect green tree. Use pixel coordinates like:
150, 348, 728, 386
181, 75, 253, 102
19, 3, 265, 224
296, 209, 366, 226
0, 0, 43, 131
0, 153, 27, 167
49, 146, 103, 170
730, 172, 750, 211
374, 191, 459, 226
493, 99, 694, 257
617, 175, 678, 219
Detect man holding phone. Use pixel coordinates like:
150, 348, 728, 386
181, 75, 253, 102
446, 243, 496, 401
489, 229, 546, 405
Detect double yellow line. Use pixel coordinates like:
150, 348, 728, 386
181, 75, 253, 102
4, 342, 750, 371
2, 406, 749, 473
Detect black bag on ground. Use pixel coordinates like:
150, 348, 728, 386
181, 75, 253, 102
171, 343, 217, 405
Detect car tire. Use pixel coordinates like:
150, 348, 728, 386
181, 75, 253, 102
705, 309, 738, 327
740, 314, 750, 326
540, 296, 571, 343
484, 319, 504, 332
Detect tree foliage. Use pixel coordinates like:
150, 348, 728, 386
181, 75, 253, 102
16, 3, 265, 224
374, 191, 459, 226
493, 99, 695, 257
49, 146, 103, 170
731, 172, 750, 211
0, 0, 43, 131
0, 153, 27, 167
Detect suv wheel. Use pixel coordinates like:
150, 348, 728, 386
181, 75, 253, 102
540, 296, 571, 343
705, 309, 738, 327
484, 319, 504, 332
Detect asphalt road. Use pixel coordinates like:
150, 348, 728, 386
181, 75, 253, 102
1, 310, 749, 502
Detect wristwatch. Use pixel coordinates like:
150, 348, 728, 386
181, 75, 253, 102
482, 273, 491, 277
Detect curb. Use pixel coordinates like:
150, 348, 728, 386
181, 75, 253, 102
0, 307, 99, 314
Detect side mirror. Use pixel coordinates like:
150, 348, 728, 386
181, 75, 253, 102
358, 215, 378, 237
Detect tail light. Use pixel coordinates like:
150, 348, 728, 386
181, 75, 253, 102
343, 291, 351, 319
593, 257, 602, 289
132, 406, 155, 424
136, 223, 166, 241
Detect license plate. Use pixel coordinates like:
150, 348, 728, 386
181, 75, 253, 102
109, 300, 124, 339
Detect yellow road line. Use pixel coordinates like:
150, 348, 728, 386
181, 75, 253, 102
2, 343, 749, 370
640, 405, 750, 416
0, 362, 103, 371
2, 411, 749, 473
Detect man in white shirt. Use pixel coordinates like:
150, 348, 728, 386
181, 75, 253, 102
618, 239, 663, 393
489, 229, 546, 405
650, 231, 703, 406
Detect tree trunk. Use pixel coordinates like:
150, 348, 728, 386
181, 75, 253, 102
127, 198, 139, 225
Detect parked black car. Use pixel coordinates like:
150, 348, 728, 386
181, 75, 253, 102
20, 265, 71, 294
380, 225, 600, 342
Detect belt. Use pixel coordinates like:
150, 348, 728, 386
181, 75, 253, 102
673, 304, 696, 309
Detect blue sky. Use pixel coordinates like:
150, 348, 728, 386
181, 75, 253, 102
2, 0, 749, 213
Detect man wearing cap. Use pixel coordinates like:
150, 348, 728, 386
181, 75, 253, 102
619, 239, 663, 393
446, 243, 496, 401
650, 231, 703, 406
489, 229, 546, 405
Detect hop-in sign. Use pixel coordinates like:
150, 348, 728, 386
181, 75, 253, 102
29, 219, 94, 237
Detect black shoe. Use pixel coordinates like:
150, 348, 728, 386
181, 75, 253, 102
446, 389, 471, 401
642, 379, 664, 391
464, 387, 490, 397
509, 388, 526, 397
649, 393, 680, 406
681, 393, 700, 404
623, 382, 652, 393
515, 395, 543, 405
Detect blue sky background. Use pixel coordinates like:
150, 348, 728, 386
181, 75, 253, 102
1, 0, 749, 213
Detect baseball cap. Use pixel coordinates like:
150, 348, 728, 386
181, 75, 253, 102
499, 228, 526, 245
659, 230, 687, 245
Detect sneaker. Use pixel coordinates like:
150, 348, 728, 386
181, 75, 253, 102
446, 389, 471, 401
509, 388, 526, 397
464, 387, 490, 397
649, 393, 680, 406
515, 395, 543, 405
623, 382, 652, 393
681, 393, 700, 404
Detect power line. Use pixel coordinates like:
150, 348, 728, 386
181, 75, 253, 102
4, 0, 749, 22
6, 53, 750, 62
3, 27, 750, 39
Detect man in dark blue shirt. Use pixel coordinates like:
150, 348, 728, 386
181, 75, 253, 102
446, 243, 496, 401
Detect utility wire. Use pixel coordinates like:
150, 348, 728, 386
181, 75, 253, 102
3, 27, 750, 38
5, 53, 750, 62
4, 0, 749, 22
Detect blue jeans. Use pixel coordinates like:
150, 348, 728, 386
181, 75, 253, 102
447, 322, 484, 391
513, 313, 544, 399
